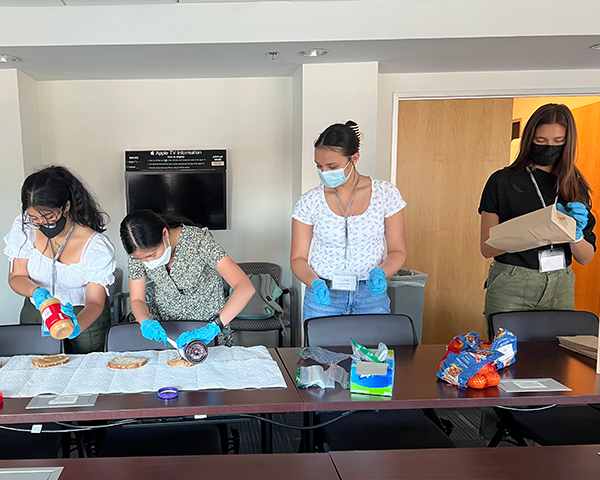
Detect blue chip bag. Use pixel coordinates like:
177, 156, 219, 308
490, 328, 518, 369
437, 347, 503, 388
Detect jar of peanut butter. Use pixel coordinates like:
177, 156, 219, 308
39, 298, 74, 339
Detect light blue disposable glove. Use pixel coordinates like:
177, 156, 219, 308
557, 202, 589, 241
32, 287, 52, 310
61, 302, 81, 339
140, 319, 167, 346
176, 323, 221, 349
311, 279, 331, 307
366, 268, 387, 296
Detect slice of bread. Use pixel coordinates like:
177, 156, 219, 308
167, 356, 196, 368
108, 356, 148, 370
32, 354, 70, 368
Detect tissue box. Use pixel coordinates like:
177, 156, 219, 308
350, 349, 395, 396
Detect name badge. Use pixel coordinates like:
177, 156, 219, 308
331, 271, 358, 291
539, 248, 566, 273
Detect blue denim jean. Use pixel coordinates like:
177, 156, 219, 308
303, 281, 391, 322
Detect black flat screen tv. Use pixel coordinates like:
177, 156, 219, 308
126, 171, 227, 230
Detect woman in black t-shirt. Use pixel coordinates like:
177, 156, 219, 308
479, 103, 596, 336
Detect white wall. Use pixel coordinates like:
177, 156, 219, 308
37, 76, 294, 285
16, 71, 42, 175
0, 70, 27, 324
300, 62, 379, 193
377, 69, 600, 183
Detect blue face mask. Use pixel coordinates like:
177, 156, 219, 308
318, 161, 354, 188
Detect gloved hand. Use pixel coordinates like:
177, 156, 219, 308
32, 287, 52, 310
176, 323, 220, 348
557, 202, 589, 241
140, 319, 167, 345
61, 302, 81, 339
311, 279, 331, 306
366, 268, 387, 296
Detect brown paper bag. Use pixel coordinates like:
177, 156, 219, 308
485, 204, 576, 253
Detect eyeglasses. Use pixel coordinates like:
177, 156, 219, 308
23, 208, 64, 229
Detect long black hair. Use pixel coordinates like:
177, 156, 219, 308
22, 166, 109, 232
314, 120, 362, 158
120, 209, 197, 254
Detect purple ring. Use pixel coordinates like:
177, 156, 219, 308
158, 387, 179, 400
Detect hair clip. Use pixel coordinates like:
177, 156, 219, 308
350, 124, 364, 143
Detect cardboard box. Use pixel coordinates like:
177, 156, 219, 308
485, 204, 576, 253
350, 349, 395, 396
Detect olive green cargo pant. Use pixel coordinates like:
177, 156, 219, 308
481, 261, 575, 441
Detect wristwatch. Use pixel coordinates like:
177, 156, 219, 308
209, 314, 224, 332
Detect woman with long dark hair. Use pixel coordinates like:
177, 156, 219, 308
4, 166, 116, 353
120, 210, 254, 347
480, 103, 596, 332
291, 120, 407, 321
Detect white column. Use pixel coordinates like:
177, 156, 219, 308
290, 61, 379, 341
0, 69, 31, 324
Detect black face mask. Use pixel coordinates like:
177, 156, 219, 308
39, 216, 67, 239
529, 143, 565, 167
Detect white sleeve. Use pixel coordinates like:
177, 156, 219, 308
83, 234, 117, 288
3, 215, 35, 261
382, 181, 407, 218
292, 189, 317, 226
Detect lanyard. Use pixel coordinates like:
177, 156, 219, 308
49, 222, 75, 297
526, 166, 558, 208
334, 175, 361, 269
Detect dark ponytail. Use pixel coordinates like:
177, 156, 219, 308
21, 166, 109, 233
120, 209, 198, 254
314, 120, 362, 158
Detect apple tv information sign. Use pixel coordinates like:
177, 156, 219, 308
125, 150, 227, 230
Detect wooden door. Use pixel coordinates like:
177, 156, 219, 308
571, 101, 600, 315
396, 98, 513, 344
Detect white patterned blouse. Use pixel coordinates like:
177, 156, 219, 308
292, 177, 406, 281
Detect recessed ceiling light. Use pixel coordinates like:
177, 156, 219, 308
590, 44, 600, 50
298, 49, 330, 58
0, 54, 19, 64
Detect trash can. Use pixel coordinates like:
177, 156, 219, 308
387, 268, 428, 344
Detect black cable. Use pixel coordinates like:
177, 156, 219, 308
496, 404, 557, 412
0, 419, 136, 434
0, 412, 352, 434
235, 411, 354, 430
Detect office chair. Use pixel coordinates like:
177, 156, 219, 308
305, 314, 455, 451
227, 262, 296, 347
488, 310, 600, 447
0, 325, 63, 459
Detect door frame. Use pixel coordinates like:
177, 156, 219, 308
390, 89, 600, 186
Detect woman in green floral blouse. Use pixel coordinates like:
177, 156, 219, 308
120, 210, 254, 347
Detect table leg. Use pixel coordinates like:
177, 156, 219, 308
260, 413, 272, 454
301, 411, 314, 453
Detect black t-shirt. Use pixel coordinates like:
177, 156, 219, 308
479, 167, 597, 269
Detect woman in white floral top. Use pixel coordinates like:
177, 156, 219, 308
291, 121, 408, 322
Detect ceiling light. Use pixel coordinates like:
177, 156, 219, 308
0, 54, 20, 64
267, 51, 280, 61
298, 49, 330, 58
590, 44, 600, 50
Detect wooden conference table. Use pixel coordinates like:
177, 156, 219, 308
277, 342, 600, 411
2, 445, 600, 479
0, 348, 303, 425
2, 342, 599, 424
